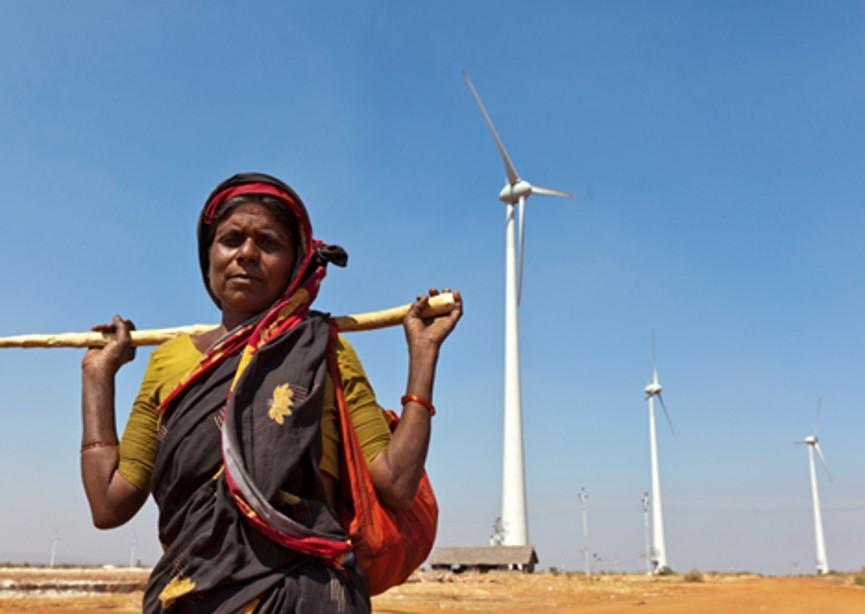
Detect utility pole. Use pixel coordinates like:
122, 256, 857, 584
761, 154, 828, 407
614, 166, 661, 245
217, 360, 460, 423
578, 487, 589, 577
48, 531, 60, 568
129, 537, 137, 568
641, 492, 651, 575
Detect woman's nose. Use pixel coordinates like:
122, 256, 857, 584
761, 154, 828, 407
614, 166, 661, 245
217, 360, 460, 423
236, 237, 259, 261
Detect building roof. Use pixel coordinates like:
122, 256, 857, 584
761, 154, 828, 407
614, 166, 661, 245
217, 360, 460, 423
429, 546, 539, 566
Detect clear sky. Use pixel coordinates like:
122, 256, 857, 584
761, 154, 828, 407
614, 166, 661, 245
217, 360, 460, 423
1, 2, 863, 575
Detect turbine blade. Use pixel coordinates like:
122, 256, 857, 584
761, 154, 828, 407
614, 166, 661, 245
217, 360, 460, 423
651, 333, 657, 375
531, 185, 576, 199
814, 443, 833, 482
463, 70, 519, 185
517, 197, 526, 305
815, 398, 822, 436
657, 392, 675, 435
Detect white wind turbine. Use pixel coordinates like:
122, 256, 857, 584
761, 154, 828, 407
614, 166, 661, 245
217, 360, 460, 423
464, 70, 574, 546
644, 344, 674, 572
795, 401, 832, 575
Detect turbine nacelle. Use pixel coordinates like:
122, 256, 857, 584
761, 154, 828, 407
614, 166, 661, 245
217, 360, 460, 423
645, 365, 662, 399
796, 430, 832, 482
498, 179, 532, 204
644, 362, 674, 434
644, 382, 662, 398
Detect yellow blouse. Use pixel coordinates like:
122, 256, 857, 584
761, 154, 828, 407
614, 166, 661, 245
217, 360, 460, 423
118, 334, 391, 492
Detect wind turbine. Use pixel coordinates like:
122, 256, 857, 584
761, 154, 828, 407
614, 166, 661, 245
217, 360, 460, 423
644, 344, 673, 572
464, 71, 574, 546
578, 488, 590, 577
795, 401, 832, 575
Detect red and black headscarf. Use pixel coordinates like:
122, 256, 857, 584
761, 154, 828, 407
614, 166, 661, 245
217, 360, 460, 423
197, 172, 347, 309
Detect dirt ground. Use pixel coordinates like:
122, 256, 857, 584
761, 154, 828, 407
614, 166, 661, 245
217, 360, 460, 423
0, 568, 863, 613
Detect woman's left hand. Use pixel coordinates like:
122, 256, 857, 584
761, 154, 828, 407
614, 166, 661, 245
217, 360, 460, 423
403, 288, 463, 354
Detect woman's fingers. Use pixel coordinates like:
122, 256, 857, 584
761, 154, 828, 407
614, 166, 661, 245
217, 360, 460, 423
449, 290, 464, 321
112, 315, 136, 341
87, 315, 136, 361
113, 316, 137, 362
81, 314, 137, 373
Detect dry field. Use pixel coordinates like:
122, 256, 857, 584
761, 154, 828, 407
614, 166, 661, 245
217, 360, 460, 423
0, 568, 863, 613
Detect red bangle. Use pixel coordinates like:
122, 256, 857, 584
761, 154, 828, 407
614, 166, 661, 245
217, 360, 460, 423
401, 394, 436, 417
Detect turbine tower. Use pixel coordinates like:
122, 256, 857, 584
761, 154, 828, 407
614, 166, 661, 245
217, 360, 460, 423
464, 71, 574, 546
644, 347, 673, 572
578, 488, 590, 576
795, 401, 832, 574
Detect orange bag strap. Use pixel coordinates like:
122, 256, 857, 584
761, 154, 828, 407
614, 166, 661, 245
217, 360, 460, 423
326, 323, 376, 535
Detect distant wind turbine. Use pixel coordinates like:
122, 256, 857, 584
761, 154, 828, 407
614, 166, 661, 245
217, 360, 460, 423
464, 70, 574, 547
644, 342, 673, 572
795, 400, 832, 575
578, 488, 590, 577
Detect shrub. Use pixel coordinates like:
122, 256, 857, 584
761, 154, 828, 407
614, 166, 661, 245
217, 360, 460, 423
656, 566, 675, 576
853, 575, 865, 587
683, 569, 704, 583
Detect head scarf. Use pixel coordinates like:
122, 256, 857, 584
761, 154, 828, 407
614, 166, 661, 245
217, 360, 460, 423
197, 172, 347, 308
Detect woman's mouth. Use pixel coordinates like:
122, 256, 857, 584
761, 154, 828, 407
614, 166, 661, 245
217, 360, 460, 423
227, 273, 261, 283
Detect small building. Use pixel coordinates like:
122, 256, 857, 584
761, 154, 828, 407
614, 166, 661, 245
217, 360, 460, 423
428, 546, 538, 574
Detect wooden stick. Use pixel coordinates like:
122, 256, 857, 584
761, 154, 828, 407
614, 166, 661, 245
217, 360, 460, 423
0, 293, 456, 349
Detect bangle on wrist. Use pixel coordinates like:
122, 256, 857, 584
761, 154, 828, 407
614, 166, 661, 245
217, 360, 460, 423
400, 394, 435, 417
80, 441, 118, 454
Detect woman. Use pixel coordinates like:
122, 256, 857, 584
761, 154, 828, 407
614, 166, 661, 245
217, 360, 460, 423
80, 172, 462, 612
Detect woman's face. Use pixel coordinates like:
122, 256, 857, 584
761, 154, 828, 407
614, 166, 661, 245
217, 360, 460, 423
208, 203, 297, 323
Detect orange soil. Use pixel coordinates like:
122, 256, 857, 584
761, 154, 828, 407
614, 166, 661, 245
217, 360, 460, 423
1, 569, 863, 613
374, 572, 865, 614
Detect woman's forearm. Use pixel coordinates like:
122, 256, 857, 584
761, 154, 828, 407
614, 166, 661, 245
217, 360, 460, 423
80, 365, 145, 528
81, 366, 119, 447
370, 343, 439, 509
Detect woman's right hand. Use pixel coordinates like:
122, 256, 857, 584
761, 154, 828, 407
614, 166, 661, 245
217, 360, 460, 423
82, 315, 136, 375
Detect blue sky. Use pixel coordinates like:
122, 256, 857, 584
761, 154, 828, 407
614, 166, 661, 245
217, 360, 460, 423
1, 2, 864, 574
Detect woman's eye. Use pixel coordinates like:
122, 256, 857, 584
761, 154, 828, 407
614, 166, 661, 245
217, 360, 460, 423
218, 231, 244, 247
258, 235, 284, 251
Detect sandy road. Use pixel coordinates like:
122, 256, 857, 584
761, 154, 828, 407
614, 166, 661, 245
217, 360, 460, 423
0, 569, 863, 613
372, 572, 865, 614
